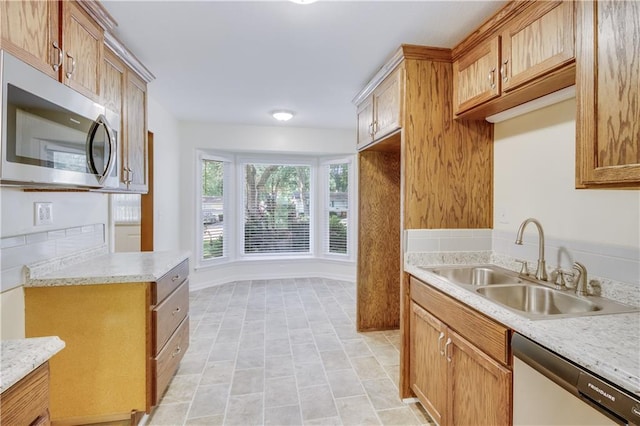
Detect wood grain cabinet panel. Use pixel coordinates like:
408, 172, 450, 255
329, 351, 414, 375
123, 70, 149, 192
153, 280, 189, 353
153, 317, 189, 406
453, 37, 501, 114
576, 0, 640, 187
356, 67, 403, 150
0, 363, 50, 426
0, 0, 60, 79
453, 0, 576, 119
409, 276, 512, 426
410, 302, 447, 425
102, 48, 125, 115
501, 1, 574, 92
61, 1, 103, 102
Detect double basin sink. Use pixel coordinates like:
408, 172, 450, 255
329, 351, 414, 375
421, 265, 638, 320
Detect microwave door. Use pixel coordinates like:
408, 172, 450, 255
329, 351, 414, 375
86, 115, 116, 185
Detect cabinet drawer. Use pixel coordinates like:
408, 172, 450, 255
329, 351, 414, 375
152, 316, 189, 405
153, 259, 189, 304
153, 279, 189, 354
410, 276, 510, 366
0, 363, 50, 425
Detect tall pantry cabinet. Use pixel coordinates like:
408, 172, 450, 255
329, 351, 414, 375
354, 45, 493, 332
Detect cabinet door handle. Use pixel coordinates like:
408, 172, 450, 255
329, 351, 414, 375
373, 120, 378, 134
501, 60, 509, 82
65, 53, 76, 79
172, 274, 181, 282
444, 337, 452, 363
488, 68, 496, 89
172, 306, 181, 315
438, 332, 445, 356
368, 122, 375, 138
172, 346, 181, 358
52, 41, 63, 71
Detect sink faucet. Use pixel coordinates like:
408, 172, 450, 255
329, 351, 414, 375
573, 262, 589, 296
514, 218, 547, 281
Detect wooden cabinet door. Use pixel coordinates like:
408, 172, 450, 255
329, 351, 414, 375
373, 68, 402, 141
356, 96, 374, 150
410, 302, 447, 425
102, 48, 125, 116
0, 0, 60, 79
501, 1, 574, 92
576, 0, 640, 187
447, 329, 512, 426
124, 71, 148, 193
453, 37, 501, 114
61, 1, 103, 102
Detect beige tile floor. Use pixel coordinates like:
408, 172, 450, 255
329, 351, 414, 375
147, 278, 435, 426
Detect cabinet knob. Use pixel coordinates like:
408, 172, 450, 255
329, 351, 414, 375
172, 274, 181, 282
172, 346, 181, 358
172, 306, 181, 315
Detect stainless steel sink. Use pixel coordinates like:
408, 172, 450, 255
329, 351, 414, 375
420, 264, 639, 319
425, 265, 522, 286
476, 284, 601, 317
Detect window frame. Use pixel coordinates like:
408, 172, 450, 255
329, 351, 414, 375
319, 156, 356, 261
236, 154, 316, 261
195, 151, 234, 268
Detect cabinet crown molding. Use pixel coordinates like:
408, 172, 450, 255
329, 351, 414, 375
352, 44, 451, 106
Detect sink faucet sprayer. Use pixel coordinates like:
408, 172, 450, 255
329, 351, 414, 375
514, 218, 547, 281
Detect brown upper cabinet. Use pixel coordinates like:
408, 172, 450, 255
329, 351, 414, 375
102, 48, 149, 193
575, 0, 640, 188
61, 1, 104, 102
356, 66, 403, 150
124, 71, 149, 193
0, 0, 60, 80
1, 0, 104, 102
453, 0, 575, 119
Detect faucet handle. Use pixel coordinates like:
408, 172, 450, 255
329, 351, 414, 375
553, 268, 572, 290
515, 259, 529, 276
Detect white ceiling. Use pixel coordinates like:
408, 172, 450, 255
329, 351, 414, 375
102, 1, 506, 130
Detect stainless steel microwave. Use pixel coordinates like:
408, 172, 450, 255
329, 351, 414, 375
0, 50, 119, 189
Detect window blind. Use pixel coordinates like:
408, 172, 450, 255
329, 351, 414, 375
324, 162, 349, 255
201, 158, 225, 259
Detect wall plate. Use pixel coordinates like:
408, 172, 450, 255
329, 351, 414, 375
35, 202, 53, 226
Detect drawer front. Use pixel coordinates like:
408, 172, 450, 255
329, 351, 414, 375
153, 316, 189, 406
410, 276, 510, 366
153, 279, 189, 354
153, 259, 189, 304
0, 363, 50, 425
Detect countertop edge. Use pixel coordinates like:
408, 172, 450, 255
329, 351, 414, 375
0, 336, 65, 393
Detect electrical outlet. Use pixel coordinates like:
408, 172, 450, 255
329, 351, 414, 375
34, 202, 53, 226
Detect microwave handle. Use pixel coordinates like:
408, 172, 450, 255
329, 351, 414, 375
86, 114, 117, 185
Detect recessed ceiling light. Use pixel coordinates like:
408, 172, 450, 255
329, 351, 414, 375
289, 0, 318, 4
272, 110, 294, 122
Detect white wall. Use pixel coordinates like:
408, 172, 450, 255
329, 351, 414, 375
494, 98, 640, 248
0, 189, 109, 339
179, 122, 356, 287
147, 92, 181, 251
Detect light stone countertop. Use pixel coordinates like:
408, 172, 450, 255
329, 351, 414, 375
0, 336, 65, 393
405, 262, 640, 398
25, 250, 190, 287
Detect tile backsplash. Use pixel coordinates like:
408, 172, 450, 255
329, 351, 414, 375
1, 224, 105, 292
405, 228, 640, 286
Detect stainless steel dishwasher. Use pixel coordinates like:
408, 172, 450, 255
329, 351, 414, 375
512, 333, 640, 425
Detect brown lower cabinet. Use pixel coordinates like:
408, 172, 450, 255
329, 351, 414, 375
24, 259, 189, 424
0, 363, 51, 425
409, 276, 512, 426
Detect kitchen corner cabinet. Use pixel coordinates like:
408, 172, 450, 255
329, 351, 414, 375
409, 276, 512, 426
575, 0, 640, 188
24, 260, 189, 424
356, 66, 403, 150
453, 0, 575, 119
